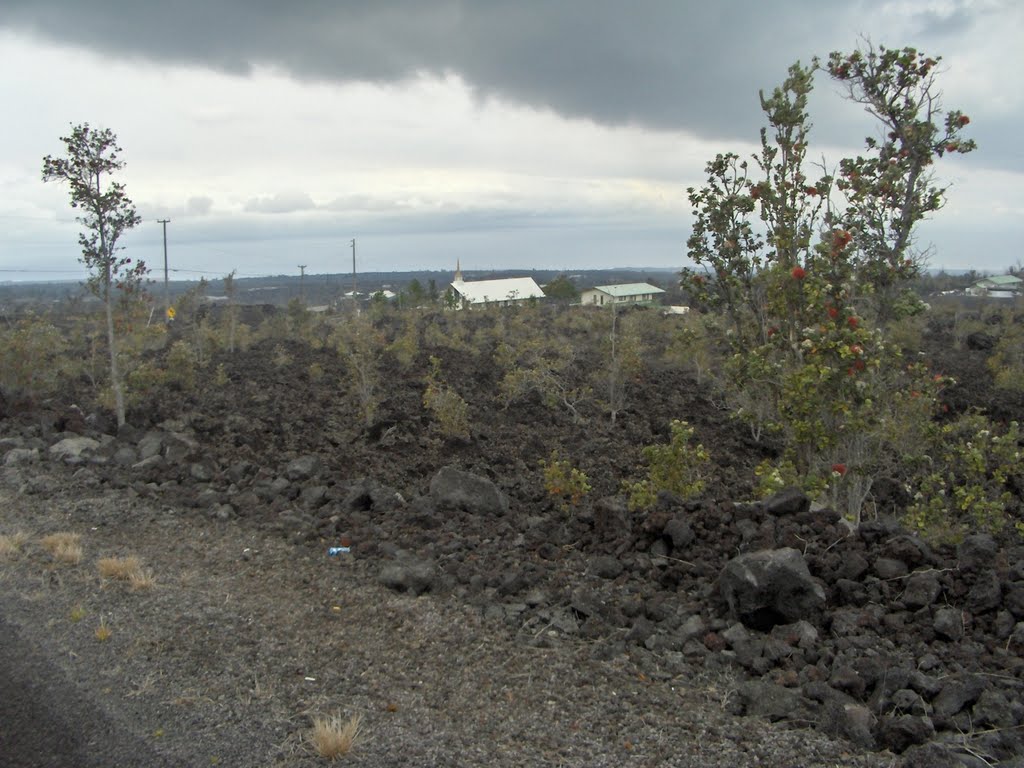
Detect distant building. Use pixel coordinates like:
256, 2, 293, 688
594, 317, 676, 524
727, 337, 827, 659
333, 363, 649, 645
448, 261, 546, 308
967, 274, 1023, 298
580, 283, 666, 308
662, 305, 691, 316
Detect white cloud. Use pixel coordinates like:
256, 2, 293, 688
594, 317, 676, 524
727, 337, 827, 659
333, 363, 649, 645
1, 8, 1022, 281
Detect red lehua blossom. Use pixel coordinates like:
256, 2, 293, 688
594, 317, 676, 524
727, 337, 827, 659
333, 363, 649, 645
767, 326, 778, 337
958, 114, 970, 126
946, 143, 958, 153
791, 266, 806, 280
827, 306, 840, 319
848, 316, 859, 329
854, 359, 866, 371
833, 229, 852, 249
831, 463, 847, 476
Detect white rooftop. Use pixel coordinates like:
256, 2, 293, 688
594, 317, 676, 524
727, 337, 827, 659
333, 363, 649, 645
590, 283, 666, 297
451, 277, 545, 305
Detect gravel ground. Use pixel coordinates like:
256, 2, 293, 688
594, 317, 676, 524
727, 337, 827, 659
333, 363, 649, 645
0, 464, 900, 768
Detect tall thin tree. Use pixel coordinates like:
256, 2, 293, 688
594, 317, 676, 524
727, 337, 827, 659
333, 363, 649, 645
43, 123, 146, 427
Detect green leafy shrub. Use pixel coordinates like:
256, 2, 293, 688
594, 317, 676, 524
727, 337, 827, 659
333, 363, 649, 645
625, 420, 710, 511
904, 414, 1023, 542
164, 340, 197, 391
540, 451, 591, 512
0, 315, 68, 403
988, 323, 1024, 392
423, 356, 470, 439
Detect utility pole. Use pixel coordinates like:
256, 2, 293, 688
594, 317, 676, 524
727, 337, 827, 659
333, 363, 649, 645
157, 219, 171, 322
350, 238, 357, 299
298, 264, 307, 303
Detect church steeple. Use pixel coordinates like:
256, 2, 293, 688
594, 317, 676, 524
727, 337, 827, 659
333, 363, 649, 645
454, 259, 464, 283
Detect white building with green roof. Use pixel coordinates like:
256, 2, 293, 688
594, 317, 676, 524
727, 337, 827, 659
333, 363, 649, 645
968, 274, 1023, 298
580, 282, 666, 308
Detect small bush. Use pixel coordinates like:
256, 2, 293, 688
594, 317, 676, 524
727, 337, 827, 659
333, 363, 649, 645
988, 324, 1024, 392
540, 451, 591, 512
624, 420, 710, 511
0, 316, 68, 403
165, 340, 198, 390
904, 414, 1023, 542
423, 356, 470, 439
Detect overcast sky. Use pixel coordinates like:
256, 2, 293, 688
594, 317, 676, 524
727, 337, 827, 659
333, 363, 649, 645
1, 1, 1021, 284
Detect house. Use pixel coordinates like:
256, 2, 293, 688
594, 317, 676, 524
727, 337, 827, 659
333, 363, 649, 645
449, 262, 546, 308
580, 283, 666, 308
967, 274, 1023, 298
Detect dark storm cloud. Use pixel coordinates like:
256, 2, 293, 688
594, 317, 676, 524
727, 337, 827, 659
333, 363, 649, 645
0, 0, 928, 142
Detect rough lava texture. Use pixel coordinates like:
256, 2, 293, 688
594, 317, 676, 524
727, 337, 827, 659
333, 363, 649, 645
1, 307, 1023, 766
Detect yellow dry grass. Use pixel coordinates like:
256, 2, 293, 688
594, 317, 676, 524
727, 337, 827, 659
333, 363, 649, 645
97, 555, 142, 580
0, 531, 30, 559
309, 712, 363, 760
98, 555, 155, 589
128, 568, 157, 591
40, 532, 83, 564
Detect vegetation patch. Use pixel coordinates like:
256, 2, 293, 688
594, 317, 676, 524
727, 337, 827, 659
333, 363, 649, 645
308, 712, 363, 760
40, 532, 83, 565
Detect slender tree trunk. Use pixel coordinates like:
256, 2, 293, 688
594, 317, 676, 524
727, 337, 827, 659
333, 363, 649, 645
104, 269, 125, 427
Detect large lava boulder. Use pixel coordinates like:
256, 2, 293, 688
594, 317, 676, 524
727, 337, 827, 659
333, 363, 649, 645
718, 547, 826, 630
429, 466, 509, 516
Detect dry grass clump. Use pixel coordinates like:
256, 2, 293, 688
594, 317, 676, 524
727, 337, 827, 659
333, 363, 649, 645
40, 532, 83, 564
0, 531, 30, 559
98, 555, 141, 579
98, 555, 155, 589
309, 712, 363, 760
127, 568, 157, 590
95, 616, 112, 642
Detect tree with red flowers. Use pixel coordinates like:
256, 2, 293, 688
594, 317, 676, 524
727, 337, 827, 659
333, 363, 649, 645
43, 124, 147, 427
681, 43, 973, 521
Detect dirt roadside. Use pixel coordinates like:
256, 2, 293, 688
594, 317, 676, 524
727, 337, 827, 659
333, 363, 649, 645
0, 465, 897, 768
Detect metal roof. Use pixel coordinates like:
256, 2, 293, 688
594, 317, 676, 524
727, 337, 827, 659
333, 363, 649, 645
976, 275, 1023, 286
589, 283, 666, 297
451, 277, 546, 305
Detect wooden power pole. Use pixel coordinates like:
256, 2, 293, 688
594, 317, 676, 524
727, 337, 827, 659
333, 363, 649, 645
157, 219, 171, 321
